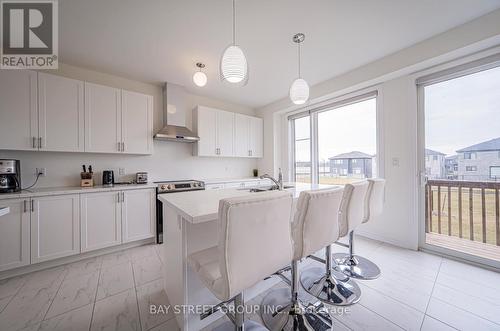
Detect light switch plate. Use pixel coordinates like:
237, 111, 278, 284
119, 168, 125, 175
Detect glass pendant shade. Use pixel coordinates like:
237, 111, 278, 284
193, 71, 207, 87
220, 45, 248, 84
289, 78, 309, 105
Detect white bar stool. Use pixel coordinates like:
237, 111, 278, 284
333, 178, 385, 280
300, 181, 369, 306
261, 187, 346, 330
188, 191, 294, 331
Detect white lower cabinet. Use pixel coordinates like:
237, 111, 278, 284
0, 188, 155, 271
0, 199, 30, 272
122, 189, 155, 243
31, 194, 80, 263
81, 189, 155, 253
81, 191, 122, 252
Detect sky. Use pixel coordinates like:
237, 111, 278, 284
425, 65, 500, 156
294, 64, 500, 163
294, 98, 377, 162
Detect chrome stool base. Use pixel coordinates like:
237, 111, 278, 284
214, 319, 268, 331
332, 253, 381, 280
261, 288, 332, 331
300, 267, 361, 306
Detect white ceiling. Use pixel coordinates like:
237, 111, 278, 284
59, 0, 500, 108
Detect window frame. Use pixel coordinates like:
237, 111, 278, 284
288, 87, 383, 184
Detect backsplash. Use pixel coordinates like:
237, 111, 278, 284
0, 141, 258, 188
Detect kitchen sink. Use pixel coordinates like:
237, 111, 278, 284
245, 185, 295, 192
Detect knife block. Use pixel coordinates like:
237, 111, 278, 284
80, 172, 94, 187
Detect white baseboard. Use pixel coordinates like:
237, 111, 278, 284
0, 238, 155, 280
355, 230, 418, 250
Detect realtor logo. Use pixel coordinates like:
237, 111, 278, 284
1, 0, 58, 69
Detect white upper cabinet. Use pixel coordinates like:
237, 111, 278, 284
232, 113, 263, 158
249, 116, 263, 158
0, 70, 38, 151
122, 188, 155, 243
0, 198, 30, 272
31, 194, 80, 263
194, 106, 218, 157
216, 110, 234, 157
234, 113, 250, 157
121, 90, 153, 155
84, 82, 122, 153
0, 70, 153, 155
194, 106, 262, 158
38, 73, 84, 152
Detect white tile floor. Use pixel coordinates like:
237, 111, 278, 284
0, 237, 499, 331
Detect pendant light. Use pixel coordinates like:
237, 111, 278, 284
289, 33, 309, 105
193, 62, 207, 87
220, 0, 248, 85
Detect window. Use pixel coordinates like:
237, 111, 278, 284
491, 166, 500, 179
433, 155, 438, 161
317, 95, 377, 184
464, 152, 476, 160
453, 165, 458, 171
291, 116, 311, 183
466, 166, 477, 172
290, 92, 377, 185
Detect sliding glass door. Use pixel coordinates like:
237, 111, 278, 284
290, 92, 378, 185
418, 59, 500, 267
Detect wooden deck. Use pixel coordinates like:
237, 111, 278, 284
426, 232, 500, 262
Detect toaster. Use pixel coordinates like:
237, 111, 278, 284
136, 172, 148, 184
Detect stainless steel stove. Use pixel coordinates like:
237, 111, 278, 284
155, 180, 205, 243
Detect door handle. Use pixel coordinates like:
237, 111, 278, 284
117, 142, 121, 152
38, 137, 43, 149
31, 199, 34, 212
121, 192, 125, 202
121, 142, 125, 152
23, 200, 27, 213
32, 137, 37, 149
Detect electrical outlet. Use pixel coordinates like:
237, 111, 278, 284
36, 168, 46, 177
119, 168, 125, 175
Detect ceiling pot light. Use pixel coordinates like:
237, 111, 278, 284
289, 33, 309, 105
220, 0, 248, 85
193, 62, 207, 87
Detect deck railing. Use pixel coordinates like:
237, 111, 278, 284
426, 180, 500, 246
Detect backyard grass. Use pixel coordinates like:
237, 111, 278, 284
428, 187, 499, 246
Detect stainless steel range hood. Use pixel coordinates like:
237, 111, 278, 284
154, 83, 199, 142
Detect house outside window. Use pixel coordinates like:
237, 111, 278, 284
466, 166, 477, 172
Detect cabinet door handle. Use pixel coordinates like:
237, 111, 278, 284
38, 137, 43, 149
117, 192, 121, 203
117, 142, 121, 152
31, 200, 34, 212
121, 142, 125, 152
23, 200, 27, 213
32, 137, 37, 149
121, 192, 124, 202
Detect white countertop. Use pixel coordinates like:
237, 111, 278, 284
202, 177, 265, 184
158, 182, 338, 223
0, 183, 156, 200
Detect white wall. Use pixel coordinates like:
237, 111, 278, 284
256, 10, 500, 249
0, 63, 258, 187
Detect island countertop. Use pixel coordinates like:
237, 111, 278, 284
158, 182, 338, 223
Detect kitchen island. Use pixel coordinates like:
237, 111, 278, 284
157, 183, 335, 330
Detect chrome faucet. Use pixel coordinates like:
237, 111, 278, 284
260, 168, 283, 190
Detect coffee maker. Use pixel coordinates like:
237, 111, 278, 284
0, 160, 21, 193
